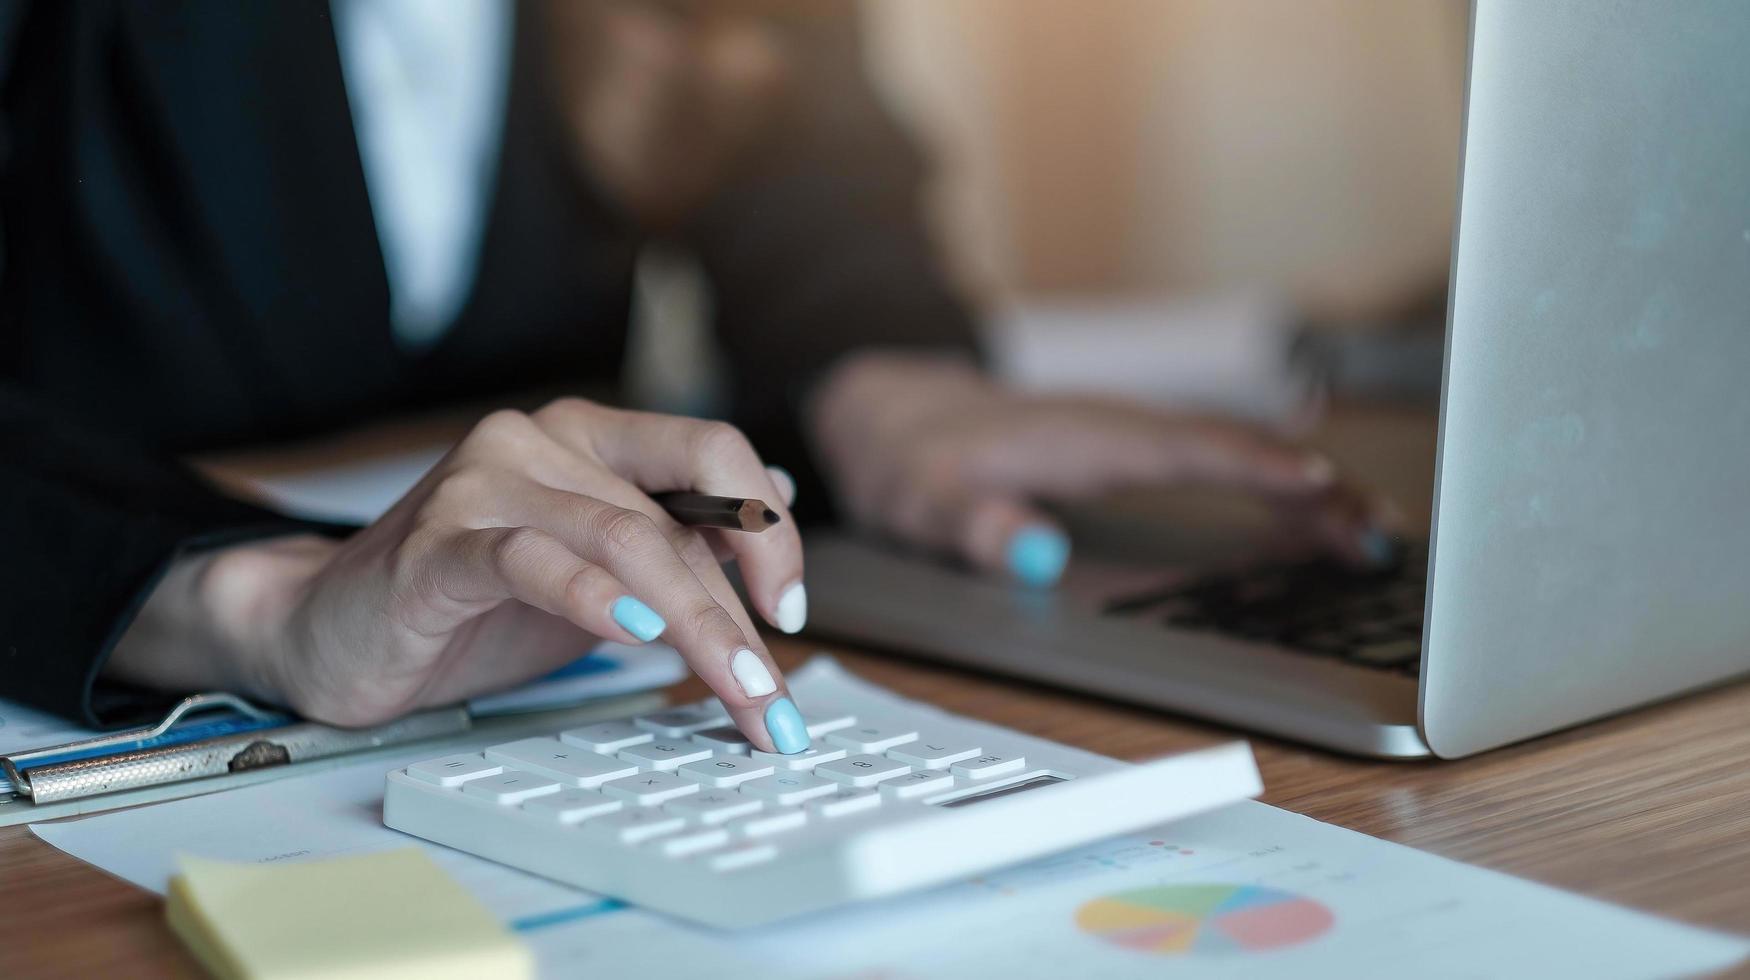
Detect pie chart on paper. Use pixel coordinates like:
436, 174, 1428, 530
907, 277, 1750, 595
1075, 884, 1334, 956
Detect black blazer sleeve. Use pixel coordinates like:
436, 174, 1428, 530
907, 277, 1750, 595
0, 388, 344, 726
684, 4, 984, 520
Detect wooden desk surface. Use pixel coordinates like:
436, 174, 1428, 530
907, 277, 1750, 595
5, 639, 1747, 978
5, 404, 1747, 977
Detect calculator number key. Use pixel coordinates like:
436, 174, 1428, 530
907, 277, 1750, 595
585, 808, 687, 844
656, 827, 731, 858
634, 705, 729, 738
749, 746, 847, 770
600, 771, 702, 805
619, 741, 714, 771
950, 753, 1026, 780
461, 771, 561, 805
484, 738, 639, 788
664, 791, 763, 825
738, 771, 839, 806
407, 753, 502, 788
824, 724, 919, 754
815, 754, 912, 788
560, 721, 654, 753
690, 726, 753, 755
676, 756, 775, 788
706, 843, 780, 872
730, 807, 808, 838
802, 710, 857, 737
521, 790, 623, 824
880, 768, 955, 799
806, 788, 882, 818
886, 741, 981, 770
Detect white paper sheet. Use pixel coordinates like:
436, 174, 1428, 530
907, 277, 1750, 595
0, 698, 96, 758
32, 659, 1748, 980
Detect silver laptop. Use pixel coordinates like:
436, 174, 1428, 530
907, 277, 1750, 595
803, 0, 1750, 759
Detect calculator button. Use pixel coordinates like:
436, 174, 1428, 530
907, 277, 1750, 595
705, 843, 779, 872
560, 721, 655, 753
950, 753, 1026, 779
802, 710, 857, 737
600, 771, 703, 806
657, 827, 731, 858
738, 771, 839, 806
824, 725, 919, 754
676, 756, 776, 788
806, 788, 882, 818
618, 741, 714, 771
886, 740, 982, 770
634, 705, 729, 738
584, 808, 686, 844
815, 754, 912, 788
880, 768, 955, 799
521, 790, 623, 823
664, 791, 763, 825
690, 726, 753, 755
461, 771, 562, 805
407, 754, 503, 788
731, 807, 809, 838
749, 746, 847, 770
485, 738, 639, 788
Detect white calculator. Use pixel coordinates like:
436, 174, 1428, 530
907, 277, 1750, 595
384, 662, 1261, 928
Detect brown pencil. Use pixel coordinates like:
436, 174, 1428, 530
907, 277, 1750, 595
653, 492, 782, 532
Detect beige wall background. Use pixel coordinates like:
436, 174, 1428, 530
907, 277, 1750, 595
860, 0, 1470, 318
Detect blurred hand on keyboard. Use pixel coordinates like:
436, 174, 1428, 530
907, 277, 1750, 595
809, 352, 1400, 588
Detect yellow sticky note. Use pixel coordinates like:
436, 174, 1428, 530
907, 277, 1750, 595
165, 848, 532, 980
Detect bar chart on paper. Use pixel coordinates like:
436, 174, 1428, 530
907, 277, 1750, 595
1075, 884, 1334, 955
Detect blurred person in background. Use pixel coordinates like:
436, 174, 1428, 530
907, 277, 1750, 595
0, 0, 1386, 750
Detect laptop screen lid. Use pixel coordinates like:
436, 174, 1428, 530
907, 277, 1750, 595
1420, 0, 1750, 756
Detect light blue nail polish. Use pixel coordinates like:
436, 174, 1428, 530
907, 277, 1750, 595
610, 596, 666, 642
763, 697, 811, 754
1007, 525, 1070, 588
1359, 528, 1402, 568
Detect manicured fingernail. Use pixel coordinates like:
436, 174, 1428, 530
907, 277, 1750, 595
730, 648, 777, 698
610, 596, 666, 642
1303, 453, 1337, 486
766, 464, 797, 506
774, 581, 807, 634
1358, 527, 1403, 567
763, 697, 811, 754
1007, 525, 1070, 588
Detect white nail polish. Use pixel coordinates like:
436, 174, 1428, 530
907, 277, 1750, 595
775, 582, 808, 635
730, 649, 777, 698
765, 465, 797, 507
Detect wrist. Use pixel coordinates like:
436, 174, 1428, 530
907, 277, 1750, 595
193, 536, 335, 707
106, 535, 336, 708
807, 350, 987, 459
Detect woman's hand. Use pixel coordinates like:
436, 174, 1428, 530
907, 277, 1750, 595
809, 352, 1396, 586
105, 400, 812, 753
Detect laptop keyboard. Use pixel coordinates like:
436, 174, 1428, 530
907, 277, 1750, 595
1104, 544, 1428, 676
